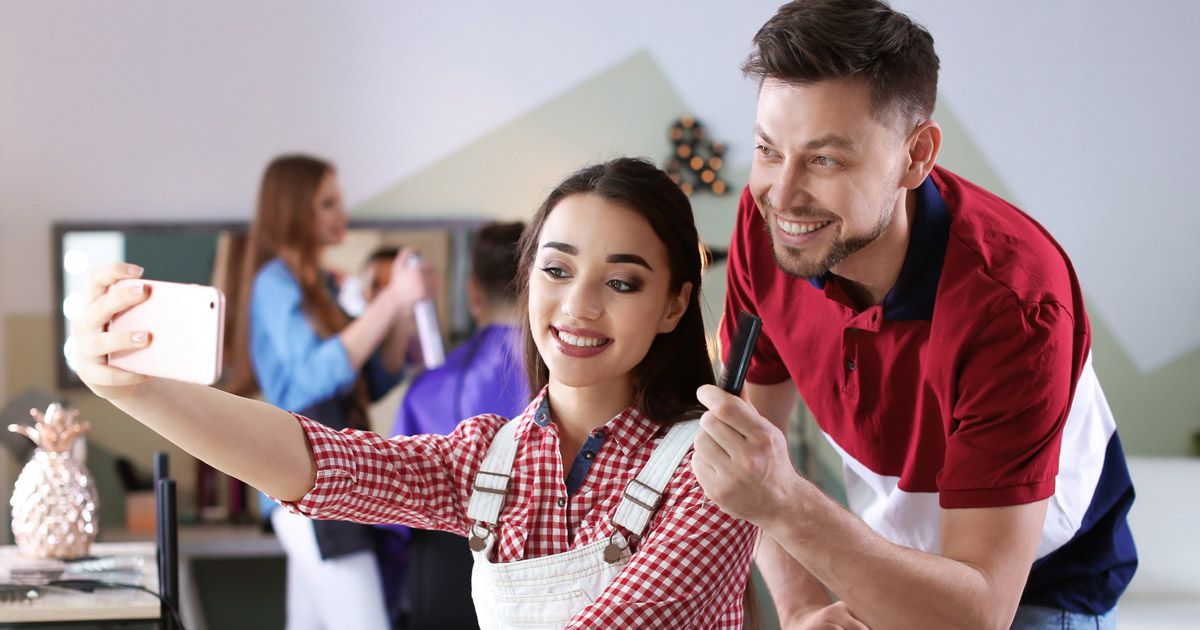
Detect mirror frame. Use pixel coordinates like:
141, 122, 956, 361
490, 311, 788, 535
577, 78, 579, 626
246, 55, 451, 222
52, 218, 489, 389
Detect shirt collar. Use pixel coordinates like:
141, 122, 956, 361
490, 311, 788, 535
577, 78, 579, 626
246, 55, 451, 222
514, 386, 663, 457
806, 174, 950, 321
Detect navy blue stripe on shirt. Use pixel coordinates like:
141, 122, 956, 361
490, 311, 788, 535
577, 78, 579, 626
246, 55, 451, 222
805, 175, 950, 321
882, 176, 950, 321
1023, 433, 1138, 614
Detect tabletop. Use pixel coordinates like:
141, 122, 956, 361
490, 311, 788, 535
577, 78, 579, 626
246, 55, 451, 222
0, 541, 160, 624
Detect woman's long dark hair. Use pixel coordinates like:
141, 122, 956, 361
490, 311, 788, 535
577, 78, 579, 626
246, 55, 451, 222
516, 157, 714, 425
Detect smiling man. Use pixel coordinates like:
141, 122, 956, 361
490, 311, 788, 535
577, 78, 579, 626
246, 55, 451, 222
691, 1, 1137, 628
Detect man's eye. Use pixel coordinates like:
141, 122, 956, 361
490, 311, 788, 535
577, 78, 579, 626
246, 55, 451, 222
755, 144, 774, 157
813, 155, 839, 167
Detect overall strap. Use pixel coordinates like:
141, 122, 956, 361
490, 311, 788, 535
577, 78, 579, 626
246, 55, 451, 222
466, 419, 521, 526
612, 418, 701, 538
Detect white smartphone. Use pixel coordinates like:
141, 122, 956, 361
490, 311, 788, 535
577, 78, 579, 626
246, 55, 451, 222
106, 279, 226, 385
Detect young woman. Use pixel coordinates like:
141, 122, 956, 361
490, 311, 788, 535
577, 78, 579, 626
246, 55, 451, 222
73, 157, 757, 628
226, 155, 432, 629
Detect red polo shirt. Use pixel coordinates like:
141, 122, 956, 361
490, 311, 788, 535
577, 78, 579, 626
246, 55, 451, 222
721, 166, 1136, 614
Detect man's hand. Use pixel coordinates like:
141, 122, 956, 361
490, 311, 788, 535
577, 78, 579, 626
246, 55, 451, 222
691, 383, 799, 524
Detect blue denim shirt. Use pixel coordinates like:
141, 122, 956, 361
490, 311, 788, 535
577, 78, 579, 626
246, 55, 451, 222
252, 258, 403, 515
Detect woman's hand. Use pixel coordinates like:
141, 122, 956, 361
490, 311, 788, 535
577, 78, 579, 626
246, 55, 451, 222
71, 262, 153, 401
383, 247, 436, 317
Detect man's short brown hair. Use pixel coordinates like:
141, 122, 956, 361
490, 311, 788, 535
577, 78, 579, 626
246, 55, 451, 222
743, 0, 939, 128
471, 221, 524, 305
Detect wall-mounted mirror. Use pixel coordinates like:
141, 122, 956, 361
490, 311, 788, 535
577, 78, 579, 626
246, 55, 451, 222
53, 219, 488, 388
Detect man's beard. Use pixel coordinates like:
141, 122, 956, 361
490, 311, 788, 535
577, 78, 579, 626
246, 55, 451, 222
764, 200, 893, 280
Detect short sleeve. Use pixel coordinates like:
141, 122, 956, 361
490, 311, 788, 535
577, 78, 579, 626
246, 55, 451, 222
938, 300, 1075, 509
719, 186, 791, 385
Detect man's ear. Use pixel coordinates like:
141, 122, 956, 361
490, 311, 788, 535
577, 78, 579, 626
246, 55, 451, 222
901, 120, 942, 189
466, 277, 485, 321
657, 281, 693, 334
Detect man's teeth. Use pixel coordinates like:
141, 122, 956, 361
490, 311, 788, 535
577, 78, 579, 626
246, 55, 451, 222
558, 331, 608, 348
779, 218, 831, 235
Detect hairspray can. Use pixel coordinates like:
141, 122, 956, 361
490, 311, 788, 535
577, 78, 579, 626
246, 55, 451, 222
406, 255, 445, 368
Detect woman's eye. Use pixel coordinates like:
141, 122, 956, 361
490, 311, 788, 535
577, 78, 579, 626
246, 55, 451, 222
606, 278, 640, 293
539, 266, 569, 280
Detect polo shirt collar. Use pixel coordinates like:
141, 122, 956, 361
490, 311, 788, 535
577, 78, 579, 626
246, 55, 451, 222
515, 386, 661, 457
806, 175, 950, 321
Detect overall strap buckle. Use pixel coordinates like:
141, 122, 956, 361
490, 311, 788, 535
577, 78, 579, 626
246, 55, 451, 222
472, 470, 510, 495
621, 478, 663, 511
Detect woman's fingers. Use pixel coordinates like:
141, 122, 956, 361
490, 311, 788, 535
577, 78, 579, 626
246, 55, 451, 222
79, 329, 150, 360
87, 263, 143, 302
389, 247, 418, 276
386, 247, 434, 307
75, 263, 152, 396
73, 279, 150, 335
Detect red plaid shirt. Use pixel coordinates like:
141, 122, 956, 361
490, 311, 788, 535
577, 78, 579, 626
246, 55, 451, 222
280, 387, 757, 628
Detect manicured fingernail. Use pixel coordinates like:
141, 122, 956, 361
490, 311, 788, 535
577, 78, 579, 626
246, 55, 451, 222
131, 331, 147, 343
127, 264, 143, 276
128, 283, 144, 295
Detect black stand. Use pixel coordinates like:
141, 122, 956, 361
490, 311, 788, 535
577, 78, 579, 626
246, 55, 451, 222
154, 452, 179, 630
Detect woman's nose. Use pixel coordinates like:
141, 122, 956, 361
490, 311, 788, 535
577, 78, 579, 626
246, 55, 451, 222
561, 282, 602, 321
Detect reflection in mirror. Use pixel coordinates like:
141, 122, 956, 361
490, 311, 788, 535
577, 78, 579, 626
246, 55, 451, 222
53, 220, 485, 388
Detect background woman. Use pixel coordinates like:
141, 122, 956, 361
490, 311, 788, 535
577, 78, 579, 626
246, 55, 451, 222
226, 154, 432, 629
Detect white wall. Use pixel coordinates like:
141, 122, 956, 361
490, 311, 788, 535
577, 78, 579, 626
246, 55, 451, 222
3, 1, 1199, 402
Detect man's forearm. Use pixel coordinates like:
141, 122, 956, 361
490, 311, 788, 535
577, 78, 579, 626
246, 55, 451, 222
755, 531, 833, 625
762, 476, 1021, 630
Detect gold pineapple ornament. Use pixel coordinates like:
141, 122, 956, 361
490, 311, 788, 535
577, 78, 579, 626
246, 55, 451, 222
7, 403, 99, 559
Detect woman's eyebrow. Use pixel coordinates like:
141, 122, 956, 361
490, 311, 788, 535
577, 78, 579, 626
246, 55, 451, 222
607, 253, 652, 271
543, 242, 652, 271
542, 241, 577, 255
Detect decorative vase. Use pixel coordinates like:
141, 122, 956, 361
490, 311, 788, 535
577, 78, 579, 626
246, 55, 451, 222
7, 403, 99, 559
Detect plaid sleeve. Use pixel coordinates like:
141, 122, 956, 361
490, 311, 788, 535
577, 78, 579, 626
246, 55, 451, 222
567, 454, 758, 629
277, 413, 505, 536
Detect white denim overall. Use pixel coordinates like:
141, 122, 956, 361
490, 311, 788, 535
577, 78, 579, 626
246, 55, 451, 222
465, 418, 700, 629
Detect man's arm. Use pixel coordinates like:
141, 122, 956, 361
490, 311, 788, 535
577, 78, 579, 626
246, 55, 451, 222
693, 386, 1047, 630
742, 382, 837, 625
767, 472, 1046, 630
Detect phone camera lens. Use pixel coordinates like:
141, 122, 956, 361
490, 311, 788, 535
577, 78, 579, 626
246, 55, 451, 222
209, 302, 215, 309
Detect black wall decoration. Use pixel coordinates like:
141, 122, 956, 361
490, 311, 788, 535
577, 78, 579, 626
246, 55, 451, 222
665, 115, 729, 196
